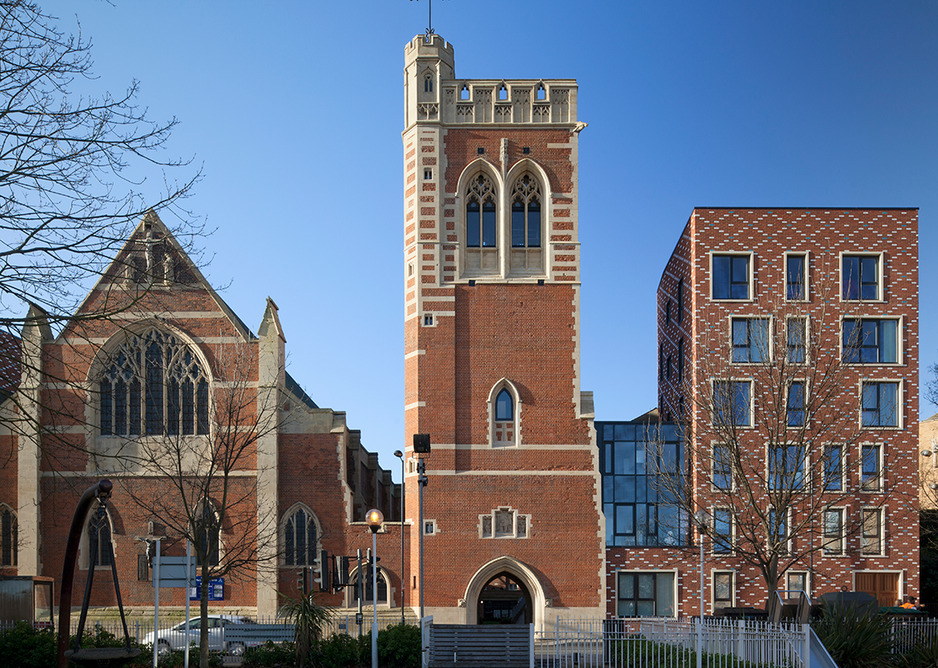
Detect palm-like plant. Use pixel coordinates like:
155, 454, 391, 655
280, 591, 333, 668
812, 600, 894, 668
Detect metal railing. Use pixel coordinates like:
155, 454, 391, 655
535, 617, 810, 668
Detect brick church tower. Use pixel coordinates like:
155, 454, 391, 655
401, 34, 604, 625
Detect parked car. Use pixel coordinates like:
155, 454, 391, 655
143, 615, 256, 656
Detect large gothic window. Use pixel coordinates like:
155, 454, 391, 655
511, 175, 541, 248
1, 505, 17, 567
284, 506, 318, 567
466, 174, 497, 248
99, 329, 209, 436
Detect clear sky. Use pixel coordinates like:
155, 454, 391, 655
41, 0, 938, 481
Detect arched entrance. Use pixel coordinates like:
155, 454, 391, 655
477, 572, 532, 624
463, 556, 546, 627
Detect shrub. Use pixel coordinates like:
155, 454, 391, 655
812, 600, 894, 668
0, 622, 56, 668
316, 632, 367, 668
378, 624, 421, 668
243, 640, 296, 667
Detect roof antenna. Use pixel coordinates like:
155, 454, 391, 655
410, 0, 447, 40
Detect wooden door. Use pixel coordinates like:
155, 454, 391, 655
855, 572, 900, 607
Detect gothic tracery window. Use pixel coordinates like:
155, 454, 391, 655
466, 174, 497, 248
284, 506, 318, 567
99, 329, 209, 436
511, 175, 541, 248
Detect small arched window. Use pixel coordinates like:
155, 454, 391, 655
466, 174, 497, 248
350, 567, 389, 606
284, 506, 318, 567
99, 329, 209, 437
496, 389, 513, 421
1, 505, 17, 567
510, 175, 541, 248
491, 381, 520, 447
195, 501, 220, 566
87, 505, 112, 568
424, 74, 433, 93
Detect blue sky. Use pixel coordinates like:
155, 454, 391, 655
43, 1, 938, 480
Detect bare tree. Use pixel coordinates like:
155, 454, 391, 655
653, 282, 903, 595
111, 334, 283, 668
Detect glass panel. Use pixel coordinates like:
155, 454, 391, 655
528, 200, 541, 247
511, 201, 525, 247
787, 255, 805, 300
860, 256, 878, 300
618, 600, 636, 617
622, 442, 635, 474
656, 574, 675, 616
824, 446, 843, 491
145, 340, 163, 435
618, 574, 634, 599
731, 256, 749, 299
713, 256, 729, 299
495, 389, 513, 421
482, 200, 496, 247
466, 201, 480, 247
128, 379, 141, 435
843, 256, 859, 300
881, 320, 897, 363
615, 476, 635, 502
197, 380, 209, 434
636, 601, 655, 617
616, 506, 634, 535
637, 574, 654, 599
715, 573, 731, 600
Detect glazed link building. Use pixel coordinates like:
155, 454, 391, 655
0, 34, 919, 625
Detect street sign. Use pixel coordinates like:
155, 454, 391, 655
190, 576, 224, 601
157, 555, 197, 588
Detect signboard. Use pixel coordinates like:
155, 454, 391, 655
190, 577, 224, 601
157, 555, 197, 589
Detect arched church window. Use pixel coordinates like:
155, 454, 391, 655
466, 174, 497, 248
196, 500, 220, 566
511, 175, 541, 248
424, 74, 433, 93
495, 389, 513, 421
284, 506, 318, 567
99, 329, 209, 437
87, 505, 112, 568
1, 505, 17, 567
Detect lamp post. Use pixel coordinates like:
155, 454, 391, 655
394, 450, 406, 624
365, 509, 384, 668
695, 509, 708, 668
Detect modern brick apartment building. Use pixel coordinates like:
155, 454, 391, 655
602, 208, 919, 617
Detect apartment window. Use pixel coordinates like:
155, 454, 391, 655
658, 344, 663, 381
769, 444, 805, 490
861, 444, 882, 492
842, 254, 881, 301
712, 254, 751, 300
714, 571, 735, 611
678, 339, 684, 380
787, 382, 805, 427
786, 253, 807, 300
861, 382, 899, 428
677, 280, 684, 323
713, 444, 733, 490
713, 508, 733, 554
787, 318, 807, 364
843, 319, 898, 364
823, 445, 843, 492
666, 354, 672, 380
617, 571, 676, 618
768, 507, 789, 554
787, 571, 809, 595
861, 508, 884, 556
823, 508, 845, 555
732, 317, 769, 363
713, 381, 751, 427
665, 299, 671, 325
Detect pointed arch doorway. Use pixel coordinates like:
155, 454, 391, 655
464, 556, 545, 627
477, 572, 532, 624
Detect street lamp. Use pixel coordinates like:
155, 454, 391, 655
695, 509, 709, 668
365, 509, 384, 668
394, 450, 406, 625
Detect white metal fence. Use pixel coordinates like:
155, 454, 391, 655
535, 617, 810, 668
890, 617, 938, 654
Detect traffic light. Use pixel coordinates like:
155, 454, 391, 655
317, 550, 331, 592
297, 568, 309, 595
